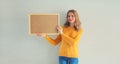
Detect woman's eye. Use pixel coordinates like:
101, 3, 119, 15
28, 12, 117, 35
72, 15, 74, 17
68, 16, 70, 17
68, 15, 74, 18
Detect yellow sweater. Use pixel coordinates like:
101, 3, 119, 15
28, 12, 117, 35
45, 26, 83, 58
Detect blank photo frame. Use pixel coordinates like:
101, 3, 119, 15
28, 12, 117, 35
29, 13, 59, 35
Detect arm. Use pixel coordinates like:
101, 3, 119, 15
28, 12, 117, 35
62, 28, 83, 46
45, 34, 61, 46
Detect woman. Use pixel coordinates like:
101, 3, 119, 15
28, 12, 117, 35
37, 9, 83, 64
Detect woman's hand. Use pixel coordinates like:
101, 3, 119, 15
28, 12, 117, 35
36, 33, 46, 37
57, 25, 63, 34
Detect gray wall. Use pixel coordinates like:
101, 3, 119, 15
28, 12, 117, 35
0, 0, 119, 64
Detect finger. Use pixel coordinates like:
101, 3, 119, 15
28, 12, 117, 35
36, 33, 40, 36
56, 26, 59, 30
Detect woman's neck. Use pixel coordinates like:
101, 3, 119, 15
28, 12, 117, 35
70, 23, 74, 27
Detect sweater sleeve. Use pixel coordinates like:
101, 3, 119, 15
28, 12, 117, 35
45, 34, 61, 46
62, 28, 83, 46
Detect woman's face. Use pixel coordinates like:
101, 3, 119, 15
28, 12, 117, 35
67, 12, 75, 24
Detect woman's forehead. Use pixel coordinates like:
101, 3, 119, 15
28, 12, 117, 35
68, 12, 74, 15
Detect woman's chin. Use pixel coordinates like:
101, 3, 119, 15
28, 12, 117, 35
69, 21, 74, 24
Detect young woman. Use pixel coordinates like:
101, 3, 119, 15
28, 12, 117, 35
37, 9, 83, 64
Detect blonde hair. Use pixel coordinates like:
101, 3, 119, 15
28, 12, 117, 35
64, 9, 81, 31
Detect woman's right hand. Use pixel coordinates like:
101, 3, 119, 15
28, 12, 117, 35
56, 25, 63, 34
36, 33, 46, 37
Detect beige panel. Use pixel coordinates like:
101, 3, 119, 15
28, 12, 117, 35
29, 14, 59, 35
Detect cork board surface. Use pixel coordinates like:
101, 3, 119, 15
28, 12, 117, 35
29, 14, 59, 35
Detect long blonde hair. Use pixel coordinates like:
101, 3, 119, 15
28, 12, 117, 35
64, 9, 81, 31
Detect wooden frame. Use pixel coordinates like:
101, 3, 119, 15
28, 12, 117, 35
29, 13, 60, 35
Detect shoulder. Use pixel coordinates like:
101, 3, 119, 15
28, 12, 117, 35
61, 25, 66, 29
78, 27, 83, 33
62, 25, 65, 28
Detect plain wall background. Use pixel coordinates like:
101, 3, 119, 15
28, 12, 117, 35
0, 0, 119, 64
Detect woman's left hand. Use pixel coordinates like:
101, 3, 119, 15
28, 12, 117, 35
57, 25, 63, 34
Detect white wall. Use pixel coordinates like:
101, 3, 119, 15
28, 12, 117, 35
0, 0, 119, 64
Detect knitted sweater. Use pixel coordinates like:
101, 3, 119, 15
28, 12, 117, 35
45, 26, 83, 58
